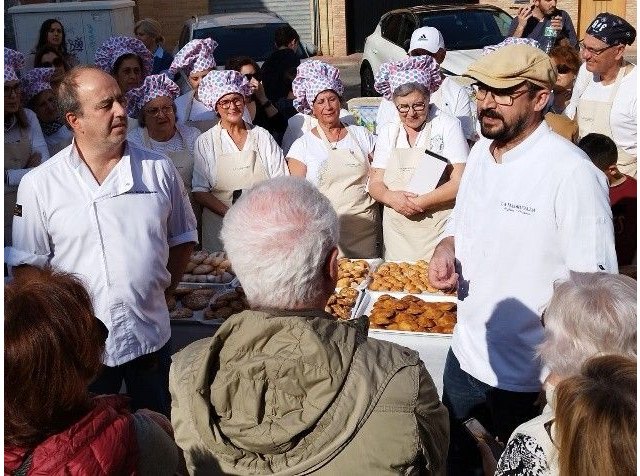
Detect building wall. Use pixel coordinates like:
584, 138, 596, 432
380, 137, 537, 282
136, 0, 209, 52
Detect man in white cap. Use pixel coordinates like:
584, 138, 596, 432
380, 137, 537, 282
428, 44, 617, 474
376, 26, 476, 143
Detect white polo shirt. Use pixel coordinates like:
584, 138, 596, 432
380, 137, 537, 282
446, 122, 617, 392
5, 141, 198, 366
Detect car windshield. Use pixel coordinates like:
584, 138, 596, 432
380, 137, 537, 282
193, 23, 285, 64
419, 10, 512, 50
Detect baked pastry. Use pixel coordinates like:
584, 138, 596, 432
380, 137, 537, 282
367, 295, 456, 333
325, 287, 360, 320
336, 258, 371, 288
170, 308, 194, 320
368, 261, 456, 295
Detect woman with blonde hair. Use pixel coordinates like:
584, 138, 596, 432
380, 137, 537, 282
135, 18, 174, 75
554, 354, 636, 476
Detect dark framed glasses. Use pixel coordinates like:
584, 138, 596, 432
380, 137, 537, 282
396, 102, 427, 114
472, 83, 532, 106
40, 58, 64, 68
244, 73, 261, 82
578, 40, 617, 56
555, 64, 573, 74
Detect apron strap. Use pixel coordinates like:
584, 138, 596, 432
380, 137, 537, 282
185, 90, 196, 122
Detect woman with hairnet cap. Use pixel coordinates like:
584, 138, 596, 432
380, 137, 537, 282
287, 60, 379, 258
126, 74, 202, 221
5, 48, 50, 246
192, 70, 288, 251
369, 55, 468, 261
21, 67, 73, 156
94, 36, 153, 94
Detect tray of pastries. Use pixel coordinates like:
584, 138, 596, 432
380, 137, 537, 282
368, 261, 456, 296
325, 287, 366, 320
168, 284, 247, 323
336, 258, 383, 290
180, 250, 236, 284
360, 292, 456, 335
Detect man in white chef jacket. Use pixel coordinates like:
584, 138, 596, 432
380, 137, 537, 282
5, 66, 197, 417
428, 44, 618, 475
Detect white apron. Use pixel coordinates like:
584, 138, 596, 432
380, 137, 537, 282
184, 91, 218, 133
382, 122, 452, 261
201, 125, 268, 251
576, 65, 636, 177
4, 128, 31, 246
315, 125, 379, 258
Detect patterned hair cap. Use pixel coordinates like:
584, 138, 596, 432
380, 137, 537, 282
169, 38, 218, 76
482, 37, 541, 55
292, 60, 344, 114
198, 69, 251, 111
586, 13, 636, 46
94, 36, 153, 78
374, 55, 442, 100
21, 67, 55, 103
125, 74, 180, 117
5, 48, 25, 82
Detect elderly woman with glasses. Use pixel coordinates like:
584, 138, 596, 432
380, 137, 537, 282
126, 74, 202, 209
286, 60, 379, 258
192, 70, 288, 251
4, 49, 49, 246
368, 55, 469, 261
488, 271, 637, 476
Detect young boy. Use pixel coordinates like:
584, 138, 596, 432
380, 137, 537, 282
579, 133, 636, 267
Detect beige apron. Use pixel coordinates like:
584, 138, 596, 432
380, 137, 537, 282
185, 91, 218, 133
4, 128, 32, 246
382, 122, 452, 261
576, 65, 636, 177
201, 125, 268, 251
142, 127, 201, 230
315, 125, 379, 258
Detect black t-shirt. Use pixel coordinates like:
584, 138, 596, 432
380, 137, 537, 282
261, 48, 300, 102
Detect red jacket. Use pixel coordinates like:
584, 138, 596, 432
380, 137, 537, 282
5, 395, 138, 475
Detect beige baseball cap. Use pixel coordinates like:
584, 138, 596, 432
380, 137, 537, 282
464, 44, 556, 90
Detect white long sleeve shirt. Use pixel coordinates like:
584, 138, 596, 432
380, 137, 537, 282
445, 122, 617, 391
5, 141, 198, 366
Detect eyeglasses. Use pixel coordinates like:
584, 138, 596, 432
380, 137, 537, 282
40, 58, 64, 68
5, 84, 21, 96
472, 84, 532, 106
396, 102, 427, 114
555, 64, 573, 74
578, 40, 617, 56
244, 73, 261, 81
145, 105, 174, 117
217, 97, 244, 109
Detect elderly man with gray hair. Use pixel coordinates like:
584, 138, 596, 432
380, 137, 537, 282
489, 271, 636, 475
169, 176, 449, 475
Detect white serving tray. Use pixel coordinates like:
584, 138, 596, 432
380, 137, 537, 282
353, 290, 456, 338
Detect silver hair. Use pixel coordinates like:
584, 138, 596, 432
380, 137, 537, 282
392, 82, 430, 102
538, 271, 637, 378
220, 176, 339, 309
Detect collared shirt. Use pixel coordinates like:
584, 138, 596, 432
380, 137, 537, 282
445, 122, 617, 391
5, 140, 198, 366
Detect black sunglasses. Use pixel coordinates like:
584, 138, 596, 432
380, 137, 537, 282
244, 73, 261, 81
40, 58, 64, 68
555, 64, 573, 74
